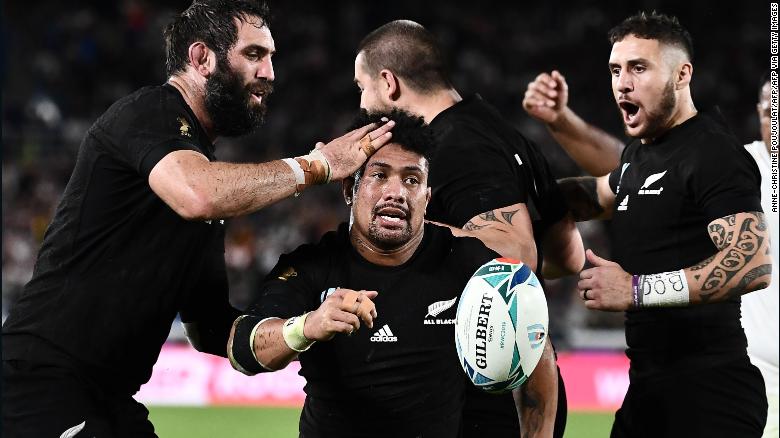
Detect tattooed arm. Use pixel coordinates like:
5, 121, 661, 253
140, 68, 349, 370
687, 212, 771, 304
512, 340, 558, 438
577, 212, 772, 311
461, 203, 539, 270
557, 175, 615, 221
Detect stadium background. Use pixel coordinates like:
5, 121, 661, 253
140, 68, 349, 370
2, 1, 768, 436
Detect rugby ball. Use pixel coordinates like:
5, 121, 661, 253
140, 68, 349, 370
455, 258, 549, 393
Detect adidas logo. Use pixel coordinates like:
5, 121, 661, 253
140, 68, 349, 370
370, 324, 398, 342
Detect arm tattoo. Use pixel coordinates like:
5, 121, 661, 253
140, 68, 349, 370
464, 221, 488, 231
519, 385, 543, 438
695, 213, 769, 303
478, 210, 499, 222
557, 177, 604, 221
501, 209, 519, 224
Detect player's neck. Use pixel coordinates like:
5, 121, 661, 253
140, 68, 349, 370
350, 230, 424, 267
168, 75, 217, 141
412, 88, 462, 124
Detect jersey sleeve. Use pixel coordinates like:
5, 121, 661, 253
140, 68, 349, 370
686, 133, 763, 222
245, 247, 323, 320
95, 92, 203, 177
431, 140, 528, 227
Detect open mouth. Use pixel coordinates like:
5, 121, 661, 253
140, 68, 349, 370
619, 100, 640, 125
374, 205, 408, 225
250, 91, 265, 104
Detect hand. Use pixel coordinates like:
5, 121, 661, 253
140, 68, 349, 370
317, 120, 395, 181
303, 288, 378, 341
522, 70, 569, 124
577, 249, 633, 311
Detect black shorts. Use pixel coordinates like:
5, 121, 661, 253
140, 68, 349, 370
611, 357, 767, 438
461, 365, 567, 438
2, 360, 157, 438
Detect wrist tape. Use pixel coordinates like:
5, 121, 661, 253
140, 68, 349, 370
282, 151, 332, 196
228, 315, 276, 375
282, 312, 315, 352
632, 269, 690, 308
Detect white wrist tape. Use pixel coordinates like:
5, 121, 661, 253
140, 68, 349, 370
636, 269, 690, 307
282, 312, 315, 352
282, 158, 306, 185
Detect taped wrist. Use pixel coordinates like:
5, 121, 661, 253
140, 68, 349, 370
632, 269, 690, 308
282, 151, 331, 197
282, 312, 315, 352
228, 315, 275, 375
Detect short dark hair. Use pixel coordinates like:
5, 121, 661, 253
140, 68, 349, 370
350, 108, 437, 167
608, 11, 693, 61
357, 20, 452, 94
164, 0, 271, 76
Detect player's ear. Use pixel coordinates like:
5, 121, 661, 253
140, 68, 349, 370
425, 186, 431, 209
675, 62, 692, 90
379, 69, 401, 102
189, 41, 217, 77
342, 177, 356, 206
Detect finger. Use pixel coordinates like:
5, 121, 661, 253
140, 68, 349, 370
331, 310, 361, 332
328, 319, 359, 335
586, 249, 619, 267
534, 72, 552, 84
579, 268, 594, 280
584, 300, 601, 310
577, 278, 595, 291
552, 70, 569, 92
314, 141, 326, 150
529, 81, 556, 99
348, 122, 379, 140
366, 119, 396, 141
365, 130, 393, 154
339, 290, 361, 312
360, 290, 379, 300
356, 300, 377, 328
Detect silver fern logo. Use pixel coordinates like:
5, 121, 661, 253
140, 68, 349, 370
424, 297, 458, 325
59, 421, 86, 438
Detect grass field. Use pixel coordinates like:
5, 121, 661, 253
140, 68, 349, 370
148, 406, 614, 437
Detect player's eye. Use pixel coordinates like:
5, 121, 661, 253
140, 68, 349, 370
633, 65, 646, 73
404, 176, 420, 185
610, 67, 620, 77
371, 172, 386, 179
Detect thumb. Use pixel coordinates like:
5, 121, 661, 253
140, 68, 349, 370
314, 141, 326, 150
361, 290, 379, 300
586, 249, 618, 267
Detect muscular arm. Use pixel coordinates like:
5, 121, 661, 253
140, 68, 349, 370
579, 212, 772, 311
557, 175, 615, 221
462, 203, 538, 270
149, 121, 394, 220
523, 71, 624, 176
686, 212, 772, 304
512, 340, 557, 438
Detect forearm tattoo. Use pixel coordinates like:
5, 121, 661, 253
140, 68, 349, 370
692, 212, 770, 303
557, 177, 604, 221
519, 385, 544, 438
466, 209, 519, 231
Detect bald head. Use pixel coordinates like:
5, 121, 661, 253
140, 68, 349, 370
356, 20, 452, 94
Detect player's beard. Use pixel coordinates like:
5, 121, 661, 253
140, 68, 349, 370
623, 78, 676, 140
367, 205, 413, 250
204, 59, 273, 137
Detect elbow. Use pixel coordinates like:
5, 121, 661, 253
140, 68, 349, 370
173, 187, 217, 221
744, 254, 774, 294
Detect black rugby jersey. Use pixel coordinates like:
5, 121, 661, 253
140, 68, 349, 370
3, 84, 237, 395
250, 223, 493, 437
426, 94, 569, 434
607, 111, 762, 375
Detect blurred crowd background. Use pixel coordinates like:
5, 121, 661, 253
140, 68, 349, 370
2, 0, 768, 350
